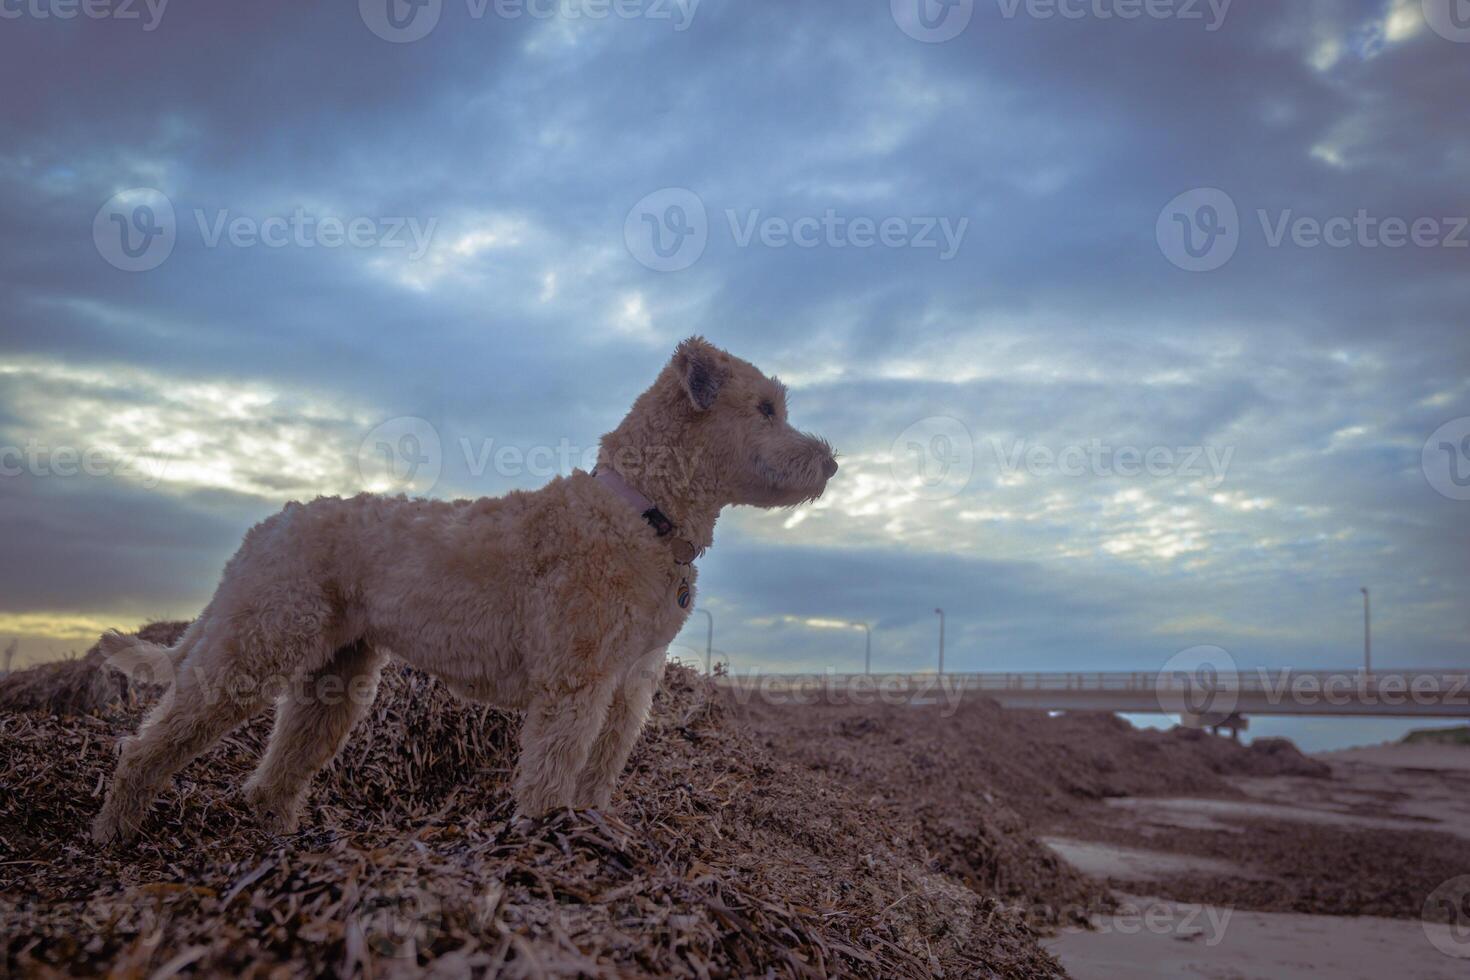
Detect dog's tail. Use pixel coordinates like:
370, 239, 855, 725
99, 629, 184, 688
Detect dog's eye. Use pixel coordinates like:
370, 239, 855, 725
758, 400, 776, 419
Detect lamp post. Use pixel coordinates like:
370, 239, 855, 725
857, 622, 872, 674
934, 608, 945, 675
693, 608, 714, 674
1360, 587, 1371, 675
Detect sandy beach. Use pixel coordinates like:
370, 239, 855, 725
1045, 740, 1470, 979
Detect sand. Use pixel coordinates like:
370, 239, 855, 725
1046, 895, 1466, 980
1039, 839, 1269, 881
1047, 740, 1470, 977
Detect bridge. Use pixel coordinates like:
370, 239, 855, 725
714, 669, 1470, 723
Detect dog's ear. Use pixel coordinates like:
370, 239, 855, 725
674, 336, 726, 411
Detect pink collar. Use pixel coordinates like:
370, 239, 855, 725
593, 467, 699, 564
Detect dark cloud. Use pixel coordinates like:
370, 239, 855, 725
0, 0, 1466, 697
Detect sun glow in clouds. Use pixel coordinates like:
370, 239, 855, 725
0, 359, 377, 500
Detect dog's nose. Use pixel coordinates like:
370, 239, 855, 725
822, 457, 839, 478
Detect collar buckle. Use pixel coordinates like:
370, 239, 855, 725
593, 468, 700, 565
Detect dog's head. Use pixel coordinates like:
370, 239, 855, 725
603, 337, 837, 510
663, 337, 836, 508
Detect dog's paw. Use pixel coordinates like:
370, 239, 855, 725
243, 782, 303, 834
90, 809, 132, 846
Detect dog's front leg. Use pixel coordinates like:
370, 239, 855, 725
512, 671, 618, 817
574, 654, 665, 809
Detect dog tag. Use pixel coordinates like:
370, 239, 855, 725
677, 578, 692, 609
671, 539, 698, 564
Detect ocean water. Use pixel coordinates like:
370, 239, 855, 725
1119, 714, 1467, 753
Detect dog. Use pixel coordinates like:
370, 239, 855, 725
91, 337, 837, 843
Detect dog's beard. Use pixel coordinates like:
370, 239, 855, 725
740, 453, 831, 508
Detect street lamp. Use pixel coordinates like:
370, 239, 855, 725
857, 621, 872, 674
694, 608, 714, 674
1360, 587, 1371, 675
934, 608, 945, 675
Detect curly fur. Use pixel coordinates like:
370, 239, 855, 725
91, 338, 836, 843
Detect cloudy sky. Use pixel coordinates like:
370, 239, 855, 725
0, 1, 1466, 742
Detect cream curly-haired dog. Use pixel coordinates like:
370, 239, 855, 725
91, 338, 836, 844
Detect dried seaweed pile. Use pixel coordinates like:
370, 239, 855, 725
740, 695, 1327, 832
0, 621, 190, 718
1, 626, 1070, 979
737, 694, 1470, 924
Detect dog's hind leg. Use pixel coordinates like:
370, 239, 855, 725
243, 640, 385, 834
91, 658, 267, 845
